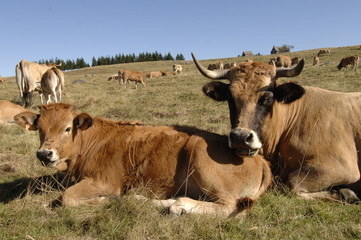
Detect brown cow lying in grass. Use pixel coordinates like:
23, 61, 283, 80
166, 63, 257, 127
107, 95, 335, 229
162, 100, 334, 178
0, 100, 27, 124
14, 103, 271, 217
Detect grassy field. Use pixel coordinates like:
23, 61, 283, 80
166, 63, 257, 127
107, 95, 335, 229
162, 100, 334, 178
1, 46, 361, 239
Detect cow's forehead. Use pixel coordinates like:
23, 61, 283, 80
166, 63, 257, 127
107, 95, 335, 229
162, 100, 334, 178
38, 104, 76, 130
228, 61, 276, 93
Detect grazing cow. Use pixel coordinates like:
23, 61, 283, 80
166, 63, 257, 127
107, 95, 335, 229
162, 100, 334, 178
291, 57, 300, 66
208, 62, 224, 70
0, 100, 27, 124
118, 70, 147, 88
318, 49, 331, 56
172, 64, 183, 74
337, 55, 359, 71
224, 62, 237, 69
15, 59, 59, 107
192, 52, 361, 202
313, 56, 320, 66
275, 56, 292, 68
107, 74, 119, 81
41, 67, 65, 104
14, 103, 271, 217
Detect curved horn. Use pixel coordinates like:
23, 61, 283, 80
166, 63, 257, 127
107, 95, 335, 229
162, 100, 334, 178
191, 52, 230, 80
276, 59, 305, 78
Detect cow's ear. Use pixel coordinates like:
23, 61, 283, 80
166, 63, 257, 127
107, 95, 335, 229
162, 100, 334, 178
74, 113, 93, 131
202, 81, 229, 101
14, 111, 39, 131
274, 82, 305, 104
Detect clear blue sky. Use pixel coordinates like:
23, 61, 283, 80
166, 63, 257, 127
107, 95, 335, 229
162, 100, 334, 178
1, 0, 360, 77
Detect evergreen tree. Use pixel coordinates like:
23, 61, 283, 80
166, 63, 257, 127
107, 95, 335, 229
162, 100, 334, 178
176, 53, 185, 61
164, 52, 174, 60
92, 57, 97, 66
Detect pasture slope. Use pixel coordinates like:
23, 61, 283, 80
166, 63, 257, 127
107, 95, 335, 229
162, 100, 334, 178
1, 45, 361, 239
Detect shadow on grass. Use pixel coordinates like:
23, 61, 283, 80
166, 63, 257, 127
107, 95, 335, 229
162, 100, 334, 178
0, 173, 71, 203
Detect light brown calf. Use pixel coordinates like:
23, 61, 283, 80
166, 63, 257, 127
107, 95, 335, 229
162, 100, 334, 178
14, 103, 271, 217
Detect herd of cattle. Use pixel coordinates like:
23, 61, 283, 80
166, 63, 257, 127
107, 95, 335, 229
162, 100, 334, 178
107, 64, 183, 88
1, 49, 361, 217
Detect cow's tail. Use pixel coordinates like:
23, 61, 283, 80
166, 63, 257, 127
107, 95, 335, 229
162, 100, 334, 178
20, 60, 30, 93
53, 67, 65, 95
15, 62, 23, 98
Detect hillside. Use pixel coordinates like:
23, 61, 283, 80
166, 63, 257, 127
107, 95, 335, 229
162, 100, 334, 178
0, 45, 361, 239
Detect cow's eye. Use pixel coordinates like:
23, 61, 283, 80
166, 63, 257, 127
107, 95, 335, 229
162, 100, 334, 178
259, 92, 274, 105
65, 127, 71, 133
264, 96, 273, 104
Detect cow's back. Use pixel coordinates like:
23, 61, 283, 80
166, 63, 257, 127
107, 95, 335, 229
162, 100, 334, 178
0, 100, 27, 123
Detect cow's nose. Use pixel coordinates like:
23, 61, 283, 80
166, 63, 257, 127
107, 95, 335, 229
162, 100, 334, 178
36, 149, 53, 164
229, 129, 253, 148
229, 128, 261, 150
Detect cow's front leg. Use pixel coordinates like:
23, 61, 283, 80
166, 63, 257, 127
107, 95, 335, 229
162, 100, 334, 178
61, 178, 118, 206
288, 165, 360, 202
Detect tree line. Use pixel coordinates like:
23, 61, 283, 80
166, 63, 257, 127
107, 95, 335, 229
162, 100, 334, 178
37, 52, 185, 71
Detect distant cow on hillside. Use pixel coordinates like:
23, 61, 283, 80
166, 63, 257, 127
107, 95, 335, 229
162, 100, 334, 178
313, 56, 320, 66
107, 74, 119, 81
207, 62, 224, 70
223, 62, 237, 69
275, 56, 292, 68
150, 71, 164, 78
118, 70, 147, 88
291, 57, 300, 66
317, 49, 331, 56
337, 55, 359, 71
172, 64, 183, 74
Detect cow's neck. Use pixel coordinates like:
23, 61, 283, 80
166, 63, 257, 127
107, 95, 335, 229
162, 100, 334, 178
260, 97, 304, 162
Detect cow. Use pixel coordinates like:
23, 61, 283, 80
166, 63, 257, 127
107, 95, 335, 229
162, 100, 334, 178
291, 57, 300, 66
161, 71, 176, 77
337, 55, 359, 71
0, 76, 4, 83
40, 67, 65, 104
275, 56, 292, 68
149, 71, 163, 78
318, 49, 331, 56
107, 74, 119, 81
0, 100, 27, 124
192, 52, 361, 203
268, 58, 276, 66
118, 70, 147, 88
172, 64, 183, 74
224, 62, 237, 69
313, 56, 320, 66
207, 62, 224, 70
14, 103, 271, 217
15, 59, 59, 107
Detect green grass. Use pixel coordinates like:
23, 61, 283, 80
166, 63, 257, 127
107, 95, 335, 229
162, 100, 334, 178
1, 45, 361, 239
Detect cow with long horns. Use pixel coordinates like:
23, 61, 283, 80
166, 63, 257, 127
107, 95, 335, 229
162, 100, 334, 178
192, 52, 361, 202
